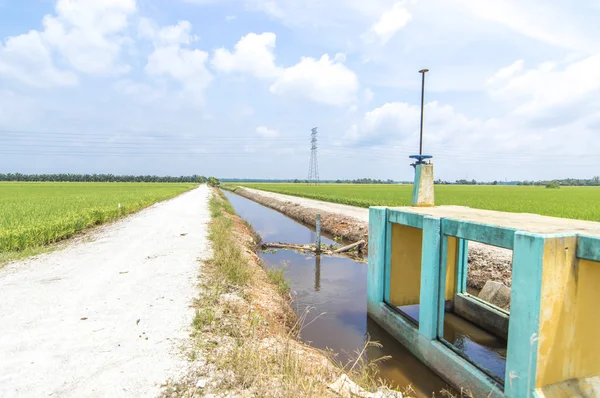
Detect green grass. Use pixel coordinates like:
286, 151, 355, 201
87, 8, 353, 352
225, 183, 600, 222
208, 193, 253, 286
0, 182, 197, 257
266, 266, 291, 296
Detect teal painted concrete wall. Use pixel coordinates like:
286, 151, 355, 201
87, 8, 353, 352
368, 207, 600, 397
504, 232, 544, 397
419, 216, 441, 339
367, 207, 387, 310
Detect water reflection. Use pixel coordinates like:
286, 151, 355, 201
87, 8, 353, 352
443, 313, 507, 382
314, 255, 321, 292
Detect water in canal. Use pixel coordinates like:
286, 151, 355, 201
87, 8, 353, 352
224, 191, 453, 397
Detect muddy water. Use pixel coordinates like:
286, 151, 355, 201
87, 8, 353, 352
224, 191, 453, 397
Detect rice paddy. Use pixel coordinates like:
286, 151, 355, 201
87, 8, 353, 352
226, 183, 600, 222
0, 182, 196, 255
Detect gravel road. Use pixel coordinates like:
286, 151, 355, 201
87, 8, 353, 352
0, 185, 210, 398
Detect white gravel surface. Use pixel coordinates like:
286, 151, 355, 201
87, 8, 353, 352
0, 185, 210, 398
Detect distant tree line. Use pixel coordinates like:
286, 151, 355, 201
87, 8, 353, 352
0, 173, 219, 184
222, 178, 403, 184
442, 177, 600, 186
516, 177, 600, 187
294, 178, 397, 184
214, 176, 600, 187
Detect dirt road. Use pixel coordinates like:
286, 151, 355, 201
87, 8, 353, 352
0, 185, 210, 397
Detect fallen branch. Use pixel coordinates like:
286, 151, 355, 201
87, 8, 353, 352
262, 242, 334, 254
261, 241, 366, 259
333, 240, 365, 254
262, 242, 313, 251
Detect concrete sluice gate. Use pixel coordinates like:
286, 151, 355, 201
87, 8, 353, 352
367, 166, 600, 397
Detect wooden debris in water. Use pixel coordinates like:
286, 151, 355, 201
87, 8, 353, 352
261, 240, 365, 258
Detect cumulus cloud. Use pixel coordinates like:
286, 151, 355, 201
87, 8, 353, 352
144, 21, 213, 104
255, 126, 279, 137
42, 0, 136, 75
487, 55, 600, 120
363, 2, 412, 45
0, 0, 135, 87
212, 32, 279, 79
269, 54, 359, 106
0, 31, 78, 88
139, 19, 198, 46
345, 101, 511, 156
212, 33, 359, 106
458, 0, 600, 54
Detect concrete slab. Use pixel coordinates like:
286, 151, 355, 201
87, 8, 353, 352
389, 206, 600, 236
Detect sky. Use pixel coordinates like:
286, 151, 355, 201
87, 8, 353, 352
1, 0, 599, 181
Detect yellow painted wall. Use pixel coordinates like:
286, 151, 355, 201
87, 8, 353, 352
445, 237, 458, 301
536, 236, 600, 388
389, 224, 423, 306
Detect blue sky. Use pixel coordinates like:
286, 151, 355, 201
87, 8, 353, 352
1, 0, 599, 181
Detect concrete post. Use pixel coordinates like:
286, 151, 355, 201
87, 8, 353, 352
412, 163, 435, 207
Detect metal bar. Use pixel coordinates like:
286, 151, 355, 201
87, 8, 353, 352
418, 69, 429, 156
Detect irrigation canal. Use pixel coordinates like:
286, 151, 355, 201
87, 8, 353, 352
224, 191, 453, 397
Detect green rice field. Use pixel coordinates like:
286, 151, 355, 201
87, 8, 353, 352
226, 183, 600, 222
0, 182, 196, 254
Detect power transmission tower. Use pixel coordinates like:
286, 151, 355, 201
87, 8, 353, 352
308, 127, 319, 185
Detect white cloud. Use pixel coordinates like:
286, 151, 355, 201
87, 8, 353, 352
249, 0, 285, 19
256, 126, 279, 137
0, 30, 78, 88
245, 0, 394, 28
487, 60, 524, 86
488, 55, 600, 118
344, 101, 523, 158
457, 0, 600, 53
139, 19, 197, 45
212, 32, 279, 79
0, 0, 135, 87
213, 33, 359, 106
348, 101, 419, 143
364, 88, 375, 103
270, 54, 359, 106
363, 2, 412, 45
42, 0, 136, 75
225, 15, 237, 21
144, 21, 213, 104
344, 99, 600, 177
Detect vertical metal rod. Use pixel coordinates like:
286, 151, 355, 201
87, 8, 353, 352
315, 214, 321, 254
418, 69, 429, 156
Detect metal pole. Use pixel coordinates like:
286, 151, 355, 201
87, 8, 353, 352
418, 69, 429, 156
315, 214, 321, 254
